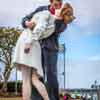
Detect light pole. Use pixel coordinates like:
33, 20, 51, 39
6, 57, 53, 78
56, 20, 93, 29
91, 80, 100, 100
58, 43, 66, 89
63, 44, 66, 89
0, 68, 3, 82
15, 68, 18, 95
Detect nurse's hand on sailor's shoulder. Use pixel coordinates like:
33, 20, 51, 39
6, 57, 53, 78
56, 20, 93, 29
25, 20, 36, 29
24, 43, 32, 54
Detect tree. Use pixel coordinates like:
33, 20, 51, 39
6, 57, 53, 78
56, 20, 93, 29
0, 27, 21, 92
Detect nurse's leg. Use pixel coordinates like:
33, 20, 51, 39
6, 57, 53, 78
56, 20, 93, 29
21, 65, 32, 100
31, 69, 49, 100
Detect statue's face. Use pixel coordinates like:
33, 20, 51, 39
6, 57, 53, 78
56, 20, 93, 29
62, 6, 73, 16
62, 7, 75, 24
51, 0, 62, 9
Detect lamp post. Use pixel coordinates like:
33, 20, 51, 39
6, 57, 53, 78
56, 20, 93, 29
0, 68, 2, 82
15, 68, 18, 95
91, 80, 100, 100
0, 68, 3, 82
58, 43, 66, 89
63, 44, 66, 89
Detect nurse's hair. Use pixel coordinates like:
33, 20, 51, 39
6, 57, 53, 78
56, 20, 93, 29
61, 3, 75, 24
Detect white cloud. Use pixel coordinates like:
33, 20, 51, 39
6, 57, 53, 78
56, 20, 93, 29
70, 0, 100, 27
0, 0, 49, 13
0, 0, 49, 27
87, 55, 100, 61
65, 60, 100, 88
64, 0, 100, 36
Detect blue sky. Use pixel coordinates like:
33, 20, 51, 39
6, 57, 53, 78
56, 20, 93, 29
0, 0, 100, 88
63, 33, 100, 60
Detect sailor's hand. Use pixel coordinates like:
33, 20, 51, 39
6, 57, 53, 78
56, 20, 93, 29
24, 43, 32, 53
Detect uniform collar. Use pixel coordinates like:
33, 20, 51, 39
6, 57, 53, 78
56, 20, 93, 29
48, 5, 55, 15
